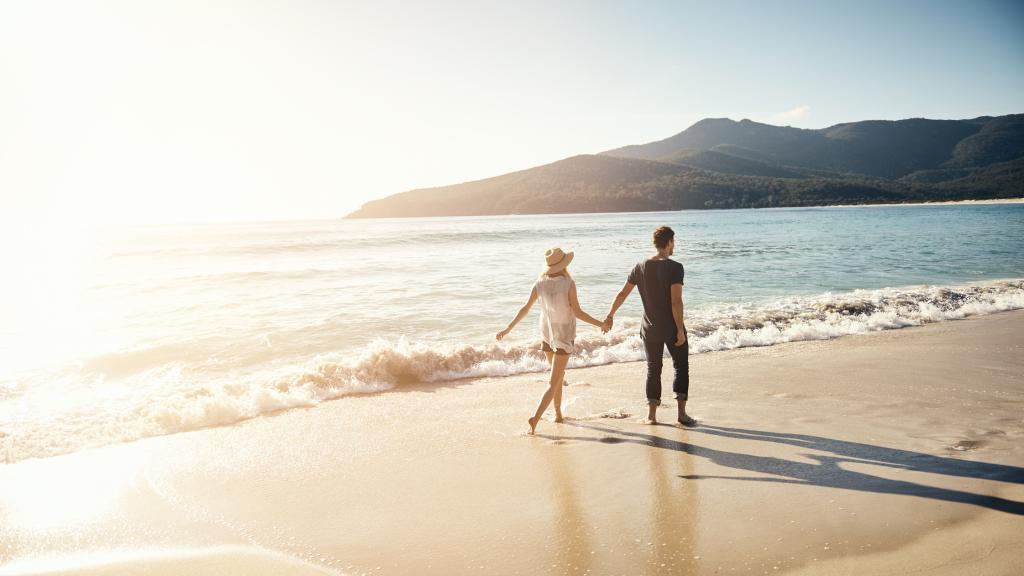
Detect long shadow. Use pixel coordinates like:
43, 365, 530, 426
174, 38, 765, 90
694, 425, 1024, 484
537, 422, 1024, 515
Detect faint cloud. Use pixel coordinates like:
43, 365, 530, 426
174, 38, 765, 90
767, 105, 811, 125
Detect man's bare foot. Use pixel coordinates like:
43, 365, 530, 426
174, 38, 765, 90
528, 417, 539, 435
676, 414, 699, 428
642, 417, 657, 425
645, 406, 657, 425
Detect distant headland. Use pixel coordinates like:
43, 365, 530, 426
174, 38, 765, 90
346, 114, 1024, 218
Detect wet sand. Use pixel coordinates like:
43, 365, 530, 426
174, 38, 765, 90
1, 311, 1023, 575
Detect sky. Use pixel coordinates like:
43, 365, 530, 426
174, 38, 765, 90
1, 0, 1022, 232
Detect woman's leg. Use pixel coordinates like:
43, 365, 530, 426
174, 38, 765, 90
528, 351, 556, 434
529, 352, 570, 434
542, 350, 567, 386
552, 352, 568, 422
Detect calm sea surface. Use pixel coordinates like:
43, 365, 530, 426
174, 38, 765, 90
2, 204, 1023, 461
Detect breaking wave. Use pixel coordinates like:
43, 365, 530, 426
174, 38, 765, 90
4, 279, 1022, 463
102, 279, 1024, 443
272, 279, 1024, 393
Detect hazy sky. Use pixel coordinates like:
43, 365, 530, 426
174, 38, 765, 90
2, 0, 1022, 229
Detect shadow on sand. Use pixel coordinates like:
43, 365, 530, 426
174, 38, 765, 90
537, 422, 1024, 515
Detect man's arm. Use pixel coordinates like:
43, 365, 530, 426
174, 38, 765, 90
605, 281, 635, 330
671, 283, 686, 346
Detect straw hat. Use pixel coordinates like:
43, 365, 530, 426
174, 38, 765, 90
543, 247, 574, 275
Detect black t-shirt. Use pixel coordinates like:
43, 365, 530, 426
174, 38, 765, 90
628, 258, 685, 340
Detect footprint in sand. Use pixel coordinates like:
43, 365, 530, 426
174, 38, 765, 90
949, 439, 985, 451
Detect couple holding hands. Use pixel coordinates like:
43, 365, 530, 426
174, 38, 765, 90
496, 226, 696, 434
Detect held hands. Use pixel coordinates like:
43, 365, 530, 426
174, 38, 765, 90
601, 316, 613, 334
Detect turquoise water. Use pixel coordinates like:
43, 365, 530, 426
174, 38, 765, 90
2, 204, 1023, 461
340, 204, 1024, 342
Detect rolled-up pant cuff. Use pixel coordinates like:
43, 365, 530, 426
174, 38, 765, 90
649, 396, 687, 406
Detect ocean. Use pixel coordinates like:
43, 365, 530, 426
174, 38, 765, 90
2, 204, 1023, 462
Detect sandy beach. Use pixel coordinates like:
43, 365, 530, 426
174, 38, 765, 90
2, 311, 1023, 576
4, 2, 1023, 575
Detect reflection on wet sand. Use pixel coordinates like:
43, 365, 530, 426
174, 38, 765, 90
646, 428, 698, 575
542, 442, 594, 575
538, 421, 701, 575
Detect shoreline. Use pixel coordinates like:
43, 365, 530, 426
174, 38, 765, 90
2, 311, 1023, 575
344, 197, 1024, 220
5, 273, 1024, 465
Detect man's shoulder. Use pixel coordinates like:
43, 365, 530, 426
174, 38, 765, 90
654, 257, 683, 269
664, 258, 684, 285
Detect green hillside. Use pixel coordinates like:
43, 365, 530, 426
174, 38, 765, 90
346, 114, 1024, 218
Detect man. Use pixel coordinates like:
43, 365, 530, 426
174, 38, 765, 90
604, 226, 697, 427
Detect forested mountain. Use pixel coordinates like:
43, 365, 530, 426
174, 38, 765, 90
346, 114, 1024, 218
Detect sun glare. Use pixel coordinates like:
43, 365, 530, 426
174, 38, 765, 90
0, 447, 136, 533
0, 217, 124, 375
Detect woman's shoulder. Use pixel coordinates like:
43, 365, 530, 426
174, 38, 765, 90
536, 275, 572, 290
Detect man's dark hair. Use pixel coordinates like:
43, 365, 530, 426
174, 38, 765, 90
652, 226, 675, 249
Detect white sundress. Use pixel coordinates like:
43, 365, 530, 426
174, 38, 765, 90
535, 276, 576, 353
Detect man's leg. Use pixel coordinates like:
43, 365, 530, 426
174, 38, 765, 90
643, 335, 664, 423
666, 331, 695, 426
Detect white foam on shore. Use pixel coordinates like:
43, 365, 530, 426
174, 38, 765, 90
151, 280, 1024, 416
3, 279, 1022, 463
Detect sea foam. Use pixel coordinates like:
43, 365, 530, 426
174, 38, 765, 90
3, 279, 1022, 463
159, 279, 1024, 415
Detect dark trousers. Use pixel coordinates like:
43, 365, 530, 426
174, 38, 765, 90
643, 329, 689, 406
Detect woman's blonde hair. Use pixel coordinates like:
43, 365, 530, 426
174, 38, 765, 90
539, 269, 573, 281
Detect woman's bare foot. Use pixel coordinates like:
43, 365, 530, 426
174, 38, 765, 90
528, 417, 539, 434
554, 414, 564, 423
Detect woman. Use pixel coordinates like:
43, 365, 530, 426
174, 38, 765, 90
496, 247, 606, 434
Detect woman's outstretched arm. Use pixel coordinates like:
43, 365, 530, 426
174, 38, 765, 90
496, 286, 538, 340
568, 282, 605, 330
